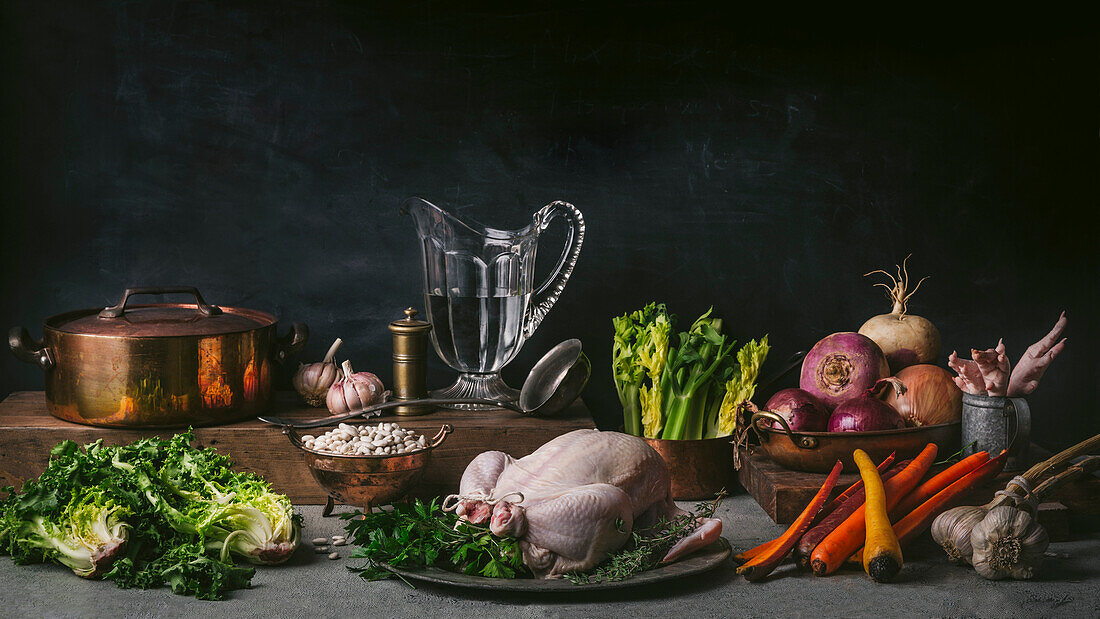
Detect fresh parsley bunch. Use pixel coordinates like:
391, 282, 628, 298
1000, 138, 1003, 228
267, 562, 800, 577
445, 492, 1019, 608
342, 498, 528, 581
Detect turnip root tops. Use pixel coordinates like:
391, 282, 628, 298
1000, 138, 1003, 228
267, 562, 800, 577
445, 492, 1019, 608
858, 257, 941, 373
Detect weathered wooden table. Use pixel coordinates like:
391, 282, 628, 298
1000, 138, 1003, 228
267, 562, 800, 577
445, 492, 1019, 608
0, 391, 596, 503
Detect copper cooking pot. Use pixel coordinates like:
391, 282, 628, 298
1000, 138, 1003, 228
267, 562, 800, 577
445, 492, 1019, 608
9, 286, 307, 428
751, 409, 961, 473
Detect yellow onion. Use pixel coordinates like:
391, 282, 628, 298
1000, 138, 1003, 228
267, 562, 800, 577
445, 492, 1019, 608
876, 364, 962, 426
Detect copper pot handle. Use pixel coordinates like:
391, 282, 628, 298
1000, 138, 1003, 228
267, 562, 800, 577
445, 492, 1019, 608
429, 424, 453, 448
751, 409, 818, 450
8, 327, 53, 370
99, 286, 222, 319
276, 322, 309, 361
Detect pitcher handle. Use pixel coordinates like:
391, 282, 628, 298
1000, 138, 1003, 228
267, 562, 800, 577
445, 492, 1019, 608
1007, 397, 1031, 466
525, 201, 585, 338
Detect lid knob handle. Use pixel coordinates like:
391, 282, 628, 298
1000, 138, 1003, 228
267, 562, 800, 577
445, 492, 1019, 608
403, 307, 418, 320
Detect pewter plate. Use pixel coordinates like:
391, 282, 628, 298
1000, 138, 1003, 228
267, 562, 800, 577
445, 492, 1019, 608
381, 537, 731, 592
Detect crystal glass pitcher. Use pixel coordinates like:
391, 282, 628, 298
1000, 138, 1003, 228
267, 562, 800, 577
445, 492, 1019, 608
402, 198, 584, 409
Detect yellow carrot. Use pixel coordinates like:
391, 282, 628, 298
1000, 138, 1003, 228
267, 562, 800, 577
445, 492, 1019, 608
854, 448, 903, 582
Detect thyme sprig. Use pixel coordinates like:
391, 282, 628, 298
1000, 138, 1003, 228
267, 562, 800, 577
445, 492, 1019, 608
567, 490, 726, 585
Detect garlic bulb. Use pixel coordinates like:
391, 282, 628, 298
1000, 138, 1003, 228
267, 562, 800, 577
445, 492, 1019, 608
326, 360, 385, 416
931, 505, 988, 565
970, 506, 1049, 580
293, 338, 344, 407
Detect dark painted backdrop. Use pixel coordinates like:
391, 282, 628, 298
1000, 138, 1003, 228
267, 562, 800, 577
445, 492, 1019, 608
1, 3, 1096, 449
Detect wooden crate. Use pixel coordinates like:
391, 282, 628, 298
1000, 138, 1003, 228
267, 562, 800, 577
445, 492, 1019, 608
737, 445, 1098, 541
0, 391, 595, 503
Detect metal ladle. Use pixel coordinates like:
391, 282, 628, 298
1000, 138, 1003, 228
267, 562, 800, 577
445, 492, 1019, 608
258, 339, 591, 430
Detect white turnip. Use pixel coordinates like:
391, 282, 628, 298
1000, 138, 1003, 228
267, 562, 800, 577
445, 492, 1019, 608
858, 256, 941, 373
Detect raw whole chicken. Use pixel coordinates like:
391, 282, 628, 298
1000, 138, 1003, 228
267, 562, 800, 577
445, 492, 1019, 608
445, 429, 723, 578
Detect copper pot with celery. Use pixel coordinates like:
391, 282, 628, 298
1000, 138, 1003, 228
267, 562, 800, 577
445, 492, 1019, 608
613, 303, 771, 499
9, 286, 307, 428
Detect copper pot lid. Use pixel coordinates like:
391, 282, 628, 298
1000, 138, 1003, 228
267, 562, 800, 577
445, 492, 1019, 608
46, 287, 276, 338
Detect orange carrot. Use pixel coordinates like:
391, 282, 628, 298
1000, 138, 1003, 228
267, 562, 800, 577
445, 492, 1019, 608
819, 451, 896, 522
795, 461, 906, 565
810, 443, 938, 576
845, 451, 989, 564
738, 460, 844, 582
736, 452, 895, 564
850, 450, 1007, 563
733, 539, 778, 564
889, 450, 1007, 547
890, 451, 989, 518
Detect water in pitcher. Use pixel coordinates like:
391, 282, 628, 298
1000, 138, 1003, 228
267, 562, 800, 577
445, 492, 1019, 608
426, 290, 530, 373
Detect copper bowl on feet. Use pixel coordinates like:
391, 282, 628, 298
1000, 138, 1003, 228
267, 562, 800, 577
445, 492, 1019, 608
285, 424, 452, 515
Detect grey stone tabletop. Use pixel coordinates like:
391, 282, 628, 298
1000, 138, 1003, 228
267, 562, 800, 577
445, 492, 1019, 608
3, 495, 1098, 618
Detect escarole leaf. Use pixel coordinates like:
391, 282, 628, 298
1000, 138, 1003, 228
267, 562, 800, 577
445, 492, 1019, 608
1, 431, 299, 600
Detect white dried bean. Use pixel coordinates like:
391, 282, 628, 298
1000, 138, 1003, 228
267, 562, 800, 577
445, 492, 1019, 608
311, 537, 328, 545
328, 552, 339, 560
314, 546, 329, 553
306, 421, 433, 456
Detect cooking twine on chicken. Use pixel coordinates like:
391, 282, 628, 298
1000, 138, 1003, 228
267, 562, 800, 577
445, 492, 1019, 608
441, 490, 526, 513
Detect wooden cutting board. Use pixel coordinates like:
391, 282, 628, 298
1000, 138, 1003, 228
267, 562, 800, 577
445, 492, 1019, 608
0, 391, 595, 504
737, 446, 1099, 541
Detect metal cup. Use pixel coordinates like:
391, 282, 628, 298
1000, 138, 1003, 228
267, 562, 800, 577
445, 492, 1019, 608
961, 393, 1031, 472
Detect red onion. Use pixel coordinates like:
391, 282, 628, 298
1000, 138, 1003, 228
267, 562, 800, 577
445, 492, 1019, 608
877, 364, 962, 426
764, 388, 830, 432
827, 390, 905, 432
800, 332, 890, 410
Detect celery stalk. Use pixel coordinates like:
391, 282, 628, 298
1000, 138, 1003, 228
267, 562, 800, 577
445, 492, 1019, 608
619, 383, 642, 437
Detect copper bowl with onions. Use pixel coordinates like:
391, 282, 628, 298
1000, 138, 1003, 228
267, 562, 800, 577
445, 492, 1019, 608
750, 409, 960, 473
285, 424, 452, 515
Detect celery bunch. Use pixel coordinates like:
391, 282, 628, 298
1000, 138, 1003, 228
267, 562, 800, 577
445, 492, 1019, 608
612, 303, 769, 440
